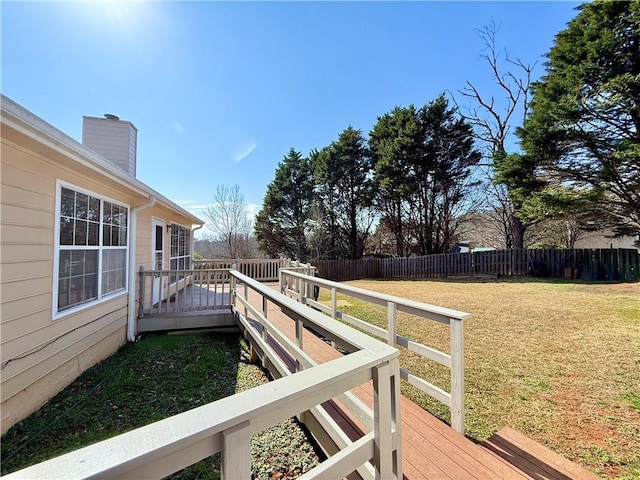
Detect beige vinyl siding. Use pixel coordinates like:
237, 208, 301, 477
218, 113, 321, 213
0, 137, 134, 432
1, 111, 200, 433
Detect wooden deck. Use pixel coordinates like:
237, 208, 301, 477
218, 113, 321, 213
244, 284, 598, 480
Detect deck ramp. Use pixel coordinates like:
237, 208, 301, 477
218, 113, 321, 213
244, 284, 597, 480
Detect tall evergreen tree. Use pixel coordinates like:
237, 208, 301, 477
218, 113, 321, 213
254, 148, 314, 260
369, 106, 422, 257
312, 127, 375, 259
521, 0, 640, 237
370, 97, 480, 256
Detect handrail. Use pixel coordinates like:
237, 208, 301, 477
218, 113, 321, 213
230, 269, 402, 479
2, 351, 391, 480
280, 268, 469, 434
5, 268, 403, 479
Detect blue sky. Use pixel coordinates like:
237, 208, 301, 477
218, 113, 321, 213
2, 1, 581, 235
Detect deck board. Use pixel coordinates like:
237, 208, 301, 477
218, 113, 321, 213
482, 427, 600, 480
243, 284, 592, 480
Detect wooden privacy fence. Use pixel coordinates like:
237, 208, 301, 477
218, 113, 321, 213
314, 248, 639, 282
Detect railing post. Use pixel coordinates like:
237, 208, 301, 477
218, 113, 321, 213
139, 266, 145, 317
279, 269, 284, 294
221, 420, 251, 479
373, 361, 393, 480
243, 283, 248, 320
387, 301, 397, 347
390, 358, 403, 479
331, 287, 337, 319
230, 266, 237, 311
295, 318, 304, 371
450, 318, 465, 434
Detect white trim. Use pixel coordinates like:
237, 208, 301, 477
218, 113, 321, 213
151, 218, 166, 271
128, 196, 156, 341
52, 180, 131, 321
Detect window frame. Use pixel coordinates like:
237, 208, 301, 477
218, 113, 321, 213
168, 222, 192, 284
52, 180, 130, 320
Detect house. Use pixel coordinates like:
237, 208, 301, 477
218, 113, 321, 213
573, 229, 640, 250
0, 95, 204, 434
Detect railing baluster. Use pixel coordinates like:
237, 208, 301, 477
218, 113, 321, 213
387, 302, 397, 347
331, 287, 337, 319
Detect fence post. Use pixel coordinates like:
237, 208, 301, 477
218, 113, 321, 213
449, 318, 465, 434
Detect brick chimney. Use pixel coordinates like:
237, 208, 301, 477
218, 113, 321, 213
82, 114, 137, 177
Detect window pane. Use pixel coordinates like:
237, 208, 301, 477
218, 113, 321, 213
76, 193, 88, 220
155, 226, 163, 251
85, 250, 98, 274
88, 197, 100, 221
83, 274, 97, 301
119, 227, 127, 246
103, 203, 112, 225
60, 188, 75, 218
70, 251, 84, 276
120, 210, 128, 228
103, 225, 111, 247
170, 259, 177, 270
111, 226, 119, 246
102, 271, 110, 295
75, 219, 87, 245
59, 250, 70, 276
58, 278, 70, 310
60, 218, 74, 245
88, 222, 99, 246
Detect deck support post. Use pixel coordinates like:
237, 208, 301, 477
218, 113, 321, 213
450, 318, 465, 434
221, 420, 251, 480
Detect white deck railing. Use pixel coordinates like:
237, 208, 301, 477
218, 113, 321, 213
139, 267, 231, 315
193, 258, 289, 282
4, 269, 402, 480
280, 268, 470, 434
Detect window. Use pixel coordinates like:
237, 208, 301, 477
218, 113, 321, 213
56, 184, 128, 315
169, 224, 191, 283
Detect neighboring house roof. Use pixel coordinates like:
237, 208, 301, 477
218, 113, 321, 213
1, 94, 203, 226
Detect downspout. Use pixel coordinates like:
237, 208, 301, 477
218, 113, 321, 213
191, 224, 204, 258
127, 196, 157, 342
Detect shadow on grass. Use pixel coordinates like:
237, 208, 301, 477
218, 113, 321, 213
1, 332, 242, 477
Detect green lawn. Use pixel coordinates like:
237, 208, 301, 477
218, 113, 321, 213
319, 278, 639, 480
1, 332, 321, 479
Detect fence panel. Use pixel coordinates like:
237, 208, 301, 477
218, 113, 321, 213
312, 248, 638, 282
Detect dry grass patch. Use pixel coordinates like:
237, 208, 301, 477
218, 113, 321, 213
322, 278, 639, 479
